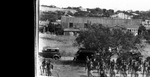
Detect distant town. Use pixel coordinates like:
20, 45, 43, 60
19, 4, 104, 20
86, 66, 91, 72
39, 5, 150, 36
38, 4, 150, 77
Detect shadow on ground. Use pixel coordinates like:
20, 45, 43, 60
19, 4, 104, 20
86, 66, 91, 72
41, 37, 65, 43
79, 75, 88, 77
52, 59, 86, 67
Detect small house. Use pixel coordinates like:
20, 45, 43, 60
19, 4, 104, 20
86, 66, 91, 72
111, 12, 133, 19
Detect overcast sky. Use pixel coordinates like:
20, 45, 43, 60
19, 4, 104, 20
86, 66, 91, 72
40, 0, 150, 11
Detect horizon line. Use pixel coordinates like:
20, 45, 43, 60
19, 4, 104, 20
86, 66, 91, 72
40, 4, 150, 12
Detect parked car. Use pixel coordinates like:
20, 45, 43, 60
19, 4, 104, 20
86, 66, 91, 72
39, 47, 61, 60
73, 48, 96, 63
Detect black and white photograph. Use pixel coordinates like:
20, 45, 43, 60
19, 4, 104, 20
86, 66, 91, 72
35, 0, 150, 77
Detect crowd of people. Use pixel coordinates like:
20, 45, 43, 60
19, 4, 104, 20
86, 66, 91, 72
40, 59, 53, 76
85, 52, 150, 77
39, 50, 150, 77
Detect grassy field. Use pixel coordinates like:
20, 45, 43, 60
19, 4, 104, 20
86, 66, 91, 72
39, 33, 78, 57
39, 33, 150, 57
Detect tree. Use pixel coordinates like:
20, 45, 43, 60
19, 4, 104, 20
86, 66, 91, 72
75, 24, 142, 55
74, 11, 89, 17
66, 11, 74, 16
107, 9, 114, 16
56, 11, 65, 19
40, 11, 65, 22
46, 22, 64, 35
144, 29, 150, 43
55, 24, 64, 35
40, 11, 58, 22
133, 10, 150, 19
76, 24, 109, 50
138, 25, 147, 38
47, 22, 55, 33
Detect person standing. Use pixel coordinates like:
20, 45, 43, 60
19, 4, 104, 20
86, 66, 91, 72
40, 58, 46, 75
46, 59, 53, 76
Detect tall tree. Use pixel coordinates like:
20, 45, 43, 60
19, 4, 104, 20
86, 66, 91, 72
75, 24, 142, 55
138, 25, 146, 36
40, 11, 58, 22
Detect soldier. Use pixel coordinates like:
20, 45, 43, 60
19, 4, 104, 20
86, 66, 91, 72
87, 60, 94, 77
40, 58, 46, 75
111, 59, 115, 71
134, 61, 140, 77
100, 69, 108, 77
146, 62, 150, 77
45, 59, 53, 76
85, 56, 90, 71
143, 59, 148, 77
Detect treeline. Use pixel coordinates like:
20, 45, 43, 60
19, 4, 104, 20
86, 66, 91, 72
40, 6, 150, 22
138, 25, 150, 44
39, 22, 64, 35
66, 7, 115, 17
132, 10, 150, 19
64, 6, 150, 19
40, 11, 65, 22
75, 24, 150, 51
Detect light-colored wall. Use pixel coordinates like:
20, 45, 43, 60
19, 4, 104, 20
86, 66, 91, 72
61, 16, 142, 29
142, 20, 150, 29
111, 13, 132, 19
39, 20, 49, 26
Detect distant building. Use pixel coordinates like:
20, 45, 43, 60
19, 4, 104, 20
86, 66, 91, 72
39, 20, 49, 33
51, 20, 61, 25
61, 16, 143, 35
111, 12, 133, 19
39, 20, 49, 26
79, 7, 87, 11
131, 13, 139, 16
142, 19, 150, 29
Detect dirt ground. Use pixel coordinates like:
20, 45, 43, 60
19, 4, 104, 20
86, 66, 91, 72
38, 57, 88, 77
37, 33, 150, 77
38, 33, 87, 77
38, 57, 149, 77
39, 33, 78, 56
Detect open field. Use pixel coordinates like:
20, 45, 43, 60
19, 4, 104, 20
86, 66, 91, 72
39, 33, 78, 57
39, 33, 150, 57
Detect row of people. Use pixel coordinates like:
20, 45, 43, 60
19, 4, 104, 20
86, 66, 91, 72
40, 59, 53, 76
85, 54, 150, 77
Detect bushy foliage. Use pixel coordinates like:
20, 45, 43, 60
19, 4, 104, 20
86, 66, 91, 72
40, 11, 65, 21
138, 25, 150, 43
75, 24, 142, 53
46, 23, 64, 35
132, 10, 150, 19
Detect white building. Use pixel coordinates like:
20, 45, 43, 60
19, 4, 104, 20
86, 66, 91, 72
142, 19, 150, 29
39, 20, 49, 26
131, 13, 139, 16
79, 7, 87, 11
111, 12, 133, 19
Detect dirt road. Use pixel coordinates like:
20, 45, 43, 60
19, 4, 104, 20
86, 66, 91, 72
38, 57, 88, 77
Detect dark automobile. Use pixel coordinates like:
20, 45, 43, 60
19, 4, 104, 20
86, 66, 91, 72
73, 48, 96, 62
39, 47, 61, 60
